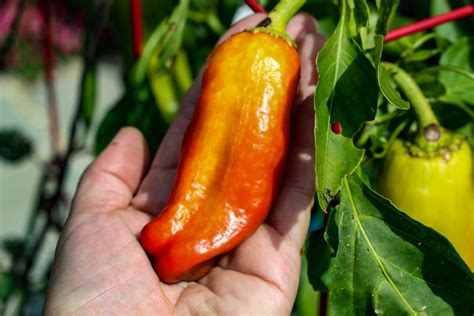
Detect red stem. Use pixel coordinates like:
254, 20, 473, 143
130, 0, 144, 60
319, 292, 328, 316
244, 1, 473, 44
385, 5, 474, 43
41, 0, 61, 155
245, 0, 267, 14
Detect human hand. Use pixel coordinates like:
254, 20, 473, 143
43, 13, 325, 315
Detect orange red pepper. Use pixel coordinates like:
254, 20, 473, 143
140, 30, 300, 283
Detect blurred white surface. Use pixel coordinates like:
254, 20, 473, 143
0, 57, 124, 238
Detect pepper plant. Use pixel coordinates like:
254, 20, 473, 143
306, 0, 474, 314
0, 0, 473, 315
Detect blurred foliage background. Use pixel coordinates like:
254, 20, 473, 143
0, 0, 472, 315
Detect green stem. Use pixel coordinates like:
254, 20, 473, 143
383, 63, 441, 145
371, 110, 404, 125
356, 110, 405, 147
172, 49, 193, 96
268, 0, 306, 34
252, 0, 306, 46
206, 9, 225, 35
373, 119, 409, 159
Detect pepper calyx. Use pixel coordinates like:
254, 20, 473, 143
249, 27, 297, 48
403, 131, 466, 161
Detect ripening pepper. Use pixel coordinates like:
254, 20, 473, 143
140, 7, 302, 283
378, 64, 474, 271
378, 137, 473, 270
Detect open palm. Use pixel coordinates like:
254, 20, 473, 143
43, 14, 324, 315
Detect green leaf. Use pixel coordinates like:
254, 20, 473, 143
328, 174, 474, 315
456, 121, 474, 147
375, 0, 399, 36
315, 0, 378, 210
81, 68, 97, 129
404, 48, 442, 62
440, 37, 474, 105
133, 0, 190, 86
151, 0, 189, 71
378, 64, 410, 110
94, 83, 169, 156
433, 97, 473, 130
430, 0, 463, 42
306, 228, 334, 293
374, 35, 410, 111
144, 0, 190, 122
0, 271, 15, 300
414, 71, 447, 99
1, 238, 26, 259
347, 0, 370, 44
438, 95, 473, 114
302, 1, 339, 37
296, 255, 320, 316
431, 0, 474, 42
0, 130, 33, 163
430, 65, 474, 81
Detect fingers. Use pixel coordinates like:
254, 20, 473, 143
266, 15, 326, 250
266, 96, 316, 249
132, 14, 267, 215
71, 128, 149, 216
287, 13, 326, 103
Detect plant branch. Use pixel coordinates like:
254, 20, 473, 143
384, 63, 443, 150
267, 0, 306, 34
373, 119, 409, 159
130, 0, 144, 60
385, 63, 439, 130
41, 0, 61, 156
20, 0, 111, 303
245, 0, 267, 14
319, 291, 328, 316
385, 5, 474, 43
51, 0, 110, 207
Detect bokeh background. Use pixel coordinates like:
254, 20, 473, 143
0, 0, 471, 315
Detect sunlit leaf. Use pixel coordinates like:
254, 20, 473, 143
314, 0, 378, 210
306, 228, 334, 293
328, 175, 474, 315
378, 63, 410, 110
94, 83, 169, 156
440, 37, 474, 105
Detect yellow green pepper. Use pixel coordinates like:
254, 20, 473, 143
378, 64, 474, 270
379, 137, 473, 269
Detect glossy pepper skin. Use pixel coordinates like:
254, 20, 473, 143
140, 31, 300, 283
378, 138, 473, 270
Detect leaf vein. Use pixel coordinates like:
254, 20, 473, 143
344, 178, 417, 314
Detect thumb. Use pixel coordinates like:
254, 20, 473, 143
71, 127, 149, 216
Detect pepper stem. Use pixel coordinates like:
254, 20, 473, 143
267, 0, 306, 34
383, 63, 442, 148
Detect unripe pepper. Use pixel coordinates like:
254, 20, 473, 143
140, 0, 304, 283
379, 137, 473, 270
378, 64, 474, 270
